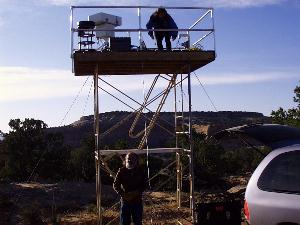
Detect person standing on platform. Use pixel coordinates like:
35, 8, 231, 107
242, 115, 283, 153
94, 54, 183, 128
113, 152, 147, 225
146, 7, 178, 51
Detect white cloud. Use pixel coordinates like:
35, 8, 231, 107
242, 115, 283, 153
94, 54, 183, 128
0, 67, 85, 102
0, 0, 10, 4
193, 71, 298, 85
0, 66, 165, 102
38, 0, 139, 6
201, 0, 286, 8
0, 17, 4, 27
0, 66, 297, 102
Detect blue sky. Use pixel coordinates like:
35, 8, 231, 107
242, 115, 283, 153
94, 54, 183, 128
0, 0, 299, 133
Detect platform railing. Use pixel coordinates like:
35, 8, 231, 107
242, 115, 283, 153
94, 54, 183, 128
70, 6, 215, 57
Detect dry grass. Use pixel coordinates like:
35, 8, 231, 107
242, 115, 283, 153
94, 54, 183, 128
0, 176, 248, 224
60, 191, 192, 225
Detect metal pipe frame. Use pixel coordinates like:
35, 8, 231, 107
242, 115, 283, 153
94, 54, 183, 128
187, 67, 195, 223
99, 86, 175, 136
211, 9, 217, 55
75, 7, 200, 223
174, 77, 182, 209
174, 82, 178, 148
138, 7, 142, 47
94, 65, 102, 225
70, 6, 215, 56
96, 75, 190, 141
96, 81, 176, 140
91, 73, 195, 224
99, 148, 182, 155
137, 74, 177, 150
71, 6, 213, 10
74, 28, 213, 32
101, 159, 190, 225
70, 7, 74, 59
193, 30, 214, 47
189, 9, 212, 29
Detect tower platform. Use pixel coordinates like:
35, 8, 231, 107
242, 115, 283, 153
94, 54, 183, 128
73, 50, 215, 76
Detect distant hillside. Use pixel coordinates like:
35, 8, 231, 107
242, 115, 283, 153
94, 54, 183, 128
48, 111, 270, 148
0, 130, 4, 141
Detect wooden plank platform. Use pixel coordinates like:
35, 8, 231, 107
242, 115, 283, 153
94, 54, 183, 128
73, 50, 215, 75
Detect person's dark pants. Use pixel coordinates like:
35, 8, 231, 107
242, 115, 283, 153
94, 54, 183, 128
155, 32, 171, 51
120, 201, 143, 225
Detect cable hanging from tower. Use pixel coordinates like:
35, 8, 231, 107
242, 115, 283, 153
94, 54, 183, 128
59, 76, 90, 126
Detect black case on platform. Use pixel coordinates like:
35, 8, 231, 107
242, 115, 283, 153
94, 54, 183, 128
195, 200, 242, 225
109, 37, 131, 51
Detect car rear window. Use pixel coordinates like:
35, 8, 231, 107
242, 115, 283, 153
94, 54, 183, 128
257, 150, 300, 194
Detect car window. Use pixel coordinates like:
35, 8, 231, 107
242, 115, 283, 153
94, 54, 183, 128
257, 150, 300, 194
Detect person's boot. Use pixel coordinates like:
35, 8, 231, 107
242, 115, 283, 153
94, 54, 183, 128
157, 42, 163, 51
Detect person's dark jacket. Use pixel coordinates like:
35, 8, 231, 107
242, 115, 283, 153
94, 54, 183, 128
113, 166, 147, 203
146, 12, 178, 39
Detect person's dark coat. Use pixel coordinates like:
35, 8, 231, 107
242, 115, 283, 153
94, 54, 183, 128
113, 166, 147, 203
146, 12, 178, 39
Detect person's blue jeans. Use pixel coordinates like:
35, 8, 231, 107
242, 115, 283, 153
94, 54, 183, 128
120, 201, 143, 225
155, 32, 171, 51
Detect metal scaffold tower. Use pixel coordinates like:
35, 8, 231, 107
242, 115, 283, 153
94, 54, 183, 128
70, 5, 216, 225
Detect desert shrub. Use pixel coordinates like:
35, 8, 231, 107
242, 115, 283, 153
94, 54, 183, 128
49, 212, 61, 225
0, 118, 70, 182
86, 204, 97, 213
0, 196, 13, 225
68, 136, 95, 181
21, 204, 44, 225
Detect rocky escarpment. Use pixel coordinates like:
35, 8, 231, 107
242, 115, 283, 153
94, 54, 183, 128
48, 111, 270, 148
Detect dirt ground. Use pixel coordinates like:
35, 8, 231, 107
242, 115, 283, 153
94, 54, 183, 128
0, 176, 248, 225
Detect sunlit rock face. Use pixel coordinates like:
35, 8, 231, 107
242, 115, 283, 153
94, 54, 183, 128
47, 111, 270, 148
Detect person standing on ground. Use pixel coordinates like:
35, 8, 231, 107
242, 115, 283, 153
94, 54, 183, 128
146, 7, 178, 51
113, 152, 147, 225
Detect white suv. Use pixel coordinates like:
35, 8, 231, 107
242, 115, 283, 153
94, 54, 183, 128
215, 124, 300, 225
245, 145, 300, 225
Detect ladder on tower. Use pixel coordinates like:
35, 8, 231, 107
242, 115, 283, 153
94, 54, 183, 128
174, 74, 189, 209
129, 74, 178, 150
